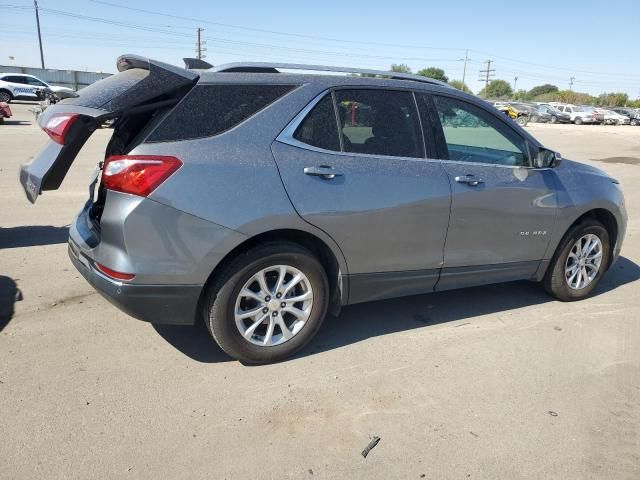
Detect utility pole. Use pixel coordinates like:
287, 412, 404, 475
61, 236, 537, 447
569, 76, 575, 90
33, 0, 45, 68
461, 49, 469, 90
196, 27, 206, 60
478, 60, 495, 97
513, 76, 518, 93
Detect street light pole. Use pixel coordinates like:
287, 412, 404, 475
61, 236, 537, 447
34, 0, 45, 68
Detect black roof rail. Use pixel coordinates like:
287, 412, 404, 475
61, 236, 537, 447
211, 62, 452, 88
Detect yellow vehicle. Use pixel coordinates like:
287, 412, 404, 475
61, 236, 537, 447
495, 103, 529, 126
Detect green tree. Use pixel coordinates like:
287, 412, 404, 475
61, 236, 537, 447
448, 79, 472, 93
597, 92, 629, 107
390, 63, 412, 73
416, 67, 448, 83
513, 89, 529, 101
479, 79, 513, 99
527, 84, 558, 98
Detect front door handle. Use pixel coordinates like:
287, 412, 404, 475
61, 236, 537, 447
304, 165, 343, 180
454, 174, 484, 186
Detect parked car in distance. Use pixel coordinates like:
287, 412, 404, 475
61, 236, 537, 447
598, 108, 630, 125
494, 102, 529, 126
0, 73, 76, 103
582, 106, 604, 124
512, 103, 551, 123
555, 104, 597, 125
537, 104, 572, 124
612, 107, 640, 126
19, 55, 628, 363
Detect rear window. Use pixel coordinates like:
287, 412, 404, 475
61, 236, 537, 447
293, 94, 340, 152
148, 84, 296, 142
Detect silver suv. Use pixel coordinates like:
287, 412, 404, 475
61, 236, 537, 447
20, 55, 627, 363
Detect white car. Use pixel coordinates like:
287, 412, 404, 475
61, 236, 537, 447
0, 73, 76, 103
555, 104, 597, 125
598, 108, 630, 125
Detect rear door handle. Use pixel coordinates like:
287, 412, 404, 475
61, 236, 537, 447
304, 165, 343, 180
454, 174, 484, 186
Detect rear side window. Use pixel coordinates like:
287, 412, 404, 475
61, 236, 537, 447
334, 89, 424, 158
149, 84, 296, 142
293, 94, 340, 152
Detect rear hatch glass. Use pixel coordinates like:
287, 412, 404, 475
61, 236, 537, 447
19, 55, 198, 203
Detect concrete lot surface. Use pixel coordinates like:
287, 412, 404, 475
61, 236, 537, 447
1, 103, 639, 479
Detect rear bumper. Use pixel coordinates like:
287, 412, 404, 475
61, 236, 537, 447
69, 240, 201, 325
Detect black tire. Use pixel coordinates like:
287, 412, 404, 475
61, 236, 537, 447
574, 117, 583, 125
0, 90, 12, 103
543, 219, 610, 301
516, 116, 528, 127
631, 119, 639, 126
531, 115, 540, 123
550, 115, 558, 124
205, 243, 329, 364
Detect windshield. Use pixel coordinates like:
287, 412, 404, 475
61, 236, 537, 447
572, 106, 584, 112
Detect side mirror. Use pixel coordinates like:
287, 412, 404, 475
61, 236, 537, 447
535, 148, 562, 168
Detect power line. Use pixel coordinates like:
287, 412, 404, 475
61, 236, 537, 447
478, 60, 495, 96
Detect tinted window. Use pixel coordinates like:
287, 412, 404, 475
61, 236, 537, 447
7, 76, 27, 84
334, 89, 424, 158
432, 95, 528, 167
149, 84, 296, 142
293, 94, 340, 151
25, 77, 46, 87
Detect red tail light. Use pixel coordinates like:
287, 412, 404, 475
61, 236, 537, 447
102, 155, 182, 197
95, 262, 135, 281
43, 113, 79, 145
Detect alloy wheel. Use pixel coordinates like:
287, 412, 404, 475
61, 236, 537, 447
234, 265, 313, 346
564, 234, 603, 290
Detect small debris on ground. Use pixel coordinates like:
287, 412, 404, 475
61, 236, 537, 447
361, 436, 381, 458
548, 411, 558, 417
554, 326, 562, 331
469, 431, 479, 438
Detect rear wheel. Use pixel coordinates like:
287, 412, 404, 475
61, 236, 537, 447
205, 243, 329, 364
550, 115, 558, 124
631, 119, 639, 126
543, 219, 610, 301
516, 116, 528, 126
0, 90, 12, 103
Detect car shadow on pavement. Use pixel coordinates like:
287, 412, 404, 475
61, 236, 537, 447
0, 226, 69, 248
0, 276, 22, 332
153, 321, 234, 363
1, 120, 32, 126
151, 256, 639, 364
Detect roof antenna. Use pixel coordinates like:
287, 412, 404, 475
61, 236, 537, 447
183, 58, 213, 70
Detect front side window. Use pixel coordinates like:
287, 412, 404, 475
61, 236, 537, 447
26, 77, 47, 87
293, 94, 340, 152
334, 89, 424, 158
431, 95, 529, 167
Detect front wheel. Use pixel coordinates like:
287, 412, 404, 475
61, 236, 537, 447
550, 115, 558, 124
574, 117, 583, 125
631, 119, 639, 126
205, 243, 329, 363
543, 219, 610, 301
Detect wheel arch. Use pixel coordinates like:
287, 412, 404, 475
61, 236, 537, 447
197, 228, 346, 325
558, 208, 617, 265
